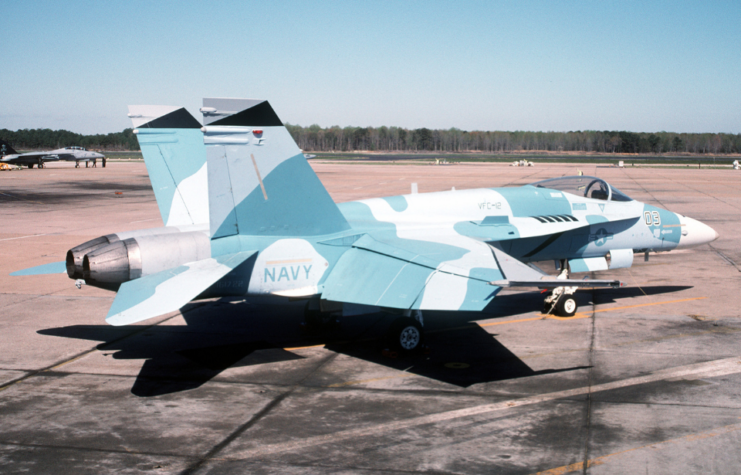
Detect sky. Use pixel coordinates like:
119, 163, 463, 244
2, 0, 740, 135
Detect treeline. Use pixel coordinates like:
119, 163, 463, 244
2, 125, 740, 155
286, 125, 741, 155
0, 128, 139, 151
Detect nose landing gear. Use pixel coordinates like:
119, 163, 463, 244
542, 261, 579, 317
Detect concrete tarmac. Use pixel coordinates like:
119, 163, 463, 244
1, 161, 740, 474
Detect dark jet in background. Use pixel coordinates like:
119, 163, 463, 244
1, 140, 105, 168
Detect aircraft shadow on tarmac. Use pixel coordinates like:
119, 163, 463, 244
37, 285, 691, 397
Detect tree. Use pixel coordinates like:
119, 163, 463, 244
648, 134, 660, 153
672, 136, 683, 152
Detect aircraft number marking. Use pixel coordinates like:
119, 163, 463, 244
215, 280, 244, 288
644, 211, 660, 226
478, 201, 502, 210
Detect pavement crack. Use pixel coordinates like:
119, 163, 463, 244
179, 352, 339, 474
0, 440, 192, 459
582, 285, 598, 475
254, 459, 452, 474
0, 313, 181, 394
710, 245, 740, 272
621, 168, 669, 210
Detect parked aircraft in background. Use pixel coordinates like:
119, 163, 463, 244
11, 99, 719, 354
0, 141, 105, 168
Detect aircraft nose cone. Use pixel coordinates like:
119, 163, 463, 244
680, 217, 719, 248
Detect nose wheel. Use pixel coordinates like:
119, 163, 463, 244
555, 295, 577, 316
542, 262, 578, 317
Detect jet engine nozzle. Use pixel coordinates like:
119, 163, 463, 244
66, 234, 120, 279
83, 239, 142, 284
81, 231, 211, 289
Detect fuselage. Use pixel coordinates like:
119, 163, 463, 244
180, 180, 719, 300
70, 177, 718, 306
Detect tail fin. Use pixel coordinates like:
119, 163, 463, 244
1, 140, 18, 156
201, 98, 349, 239
128, 106, 208, 227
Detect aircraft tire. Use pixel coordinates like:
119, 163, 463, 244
556, 296, 577, 317
389, 317, 424, 354
28, 164, 34, 169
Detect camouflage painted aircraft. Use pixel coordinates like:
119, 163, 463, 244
12, 99, 719, 353
1, 141, 105, 168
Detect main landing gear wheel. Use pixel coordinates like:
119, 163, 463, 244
555, 296, 577, 317
389, 317, 424, 354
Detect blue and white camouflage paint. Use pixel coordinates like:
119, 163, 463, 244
128, 105, 209, 227
11, 98, 720, 328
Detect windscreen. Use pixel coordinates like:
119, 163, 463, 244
530, 176, 632, 201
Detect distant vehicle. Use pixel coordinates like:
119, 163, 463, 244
0, 162, 21, 171
0, 141, 105, 169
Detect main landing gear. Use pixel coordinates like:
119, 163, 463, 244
302, 298, 341, 331
386, 310, 426, 356
542, 260, 578, 317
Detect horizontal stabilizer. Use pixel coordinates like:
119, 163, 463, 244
105, 251, 255, 326
10, 261, 66, 276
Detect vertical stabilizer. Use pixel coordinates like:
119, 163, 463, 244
1, 140, 18, 156
128, 106, 208, 227
202, 98, 350, 239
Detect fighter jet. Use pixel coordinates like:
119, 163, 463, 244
0, 141, 105, 168
11, 99, 719, 353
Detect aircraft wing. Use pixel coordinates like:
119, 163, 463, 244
320, 234, 622, 311
105, 251, 256, 326
321, 234, 503, 311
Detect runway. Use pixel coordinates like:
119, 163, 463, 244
1, 160, 739, 474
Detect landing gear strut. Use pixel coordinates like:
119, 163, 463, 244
542, 260, 578, 317
302, 298, 340, 330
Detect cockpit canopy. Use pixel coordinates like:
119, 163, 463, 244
529, 176, 632, 202
64, 146, 86, 151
